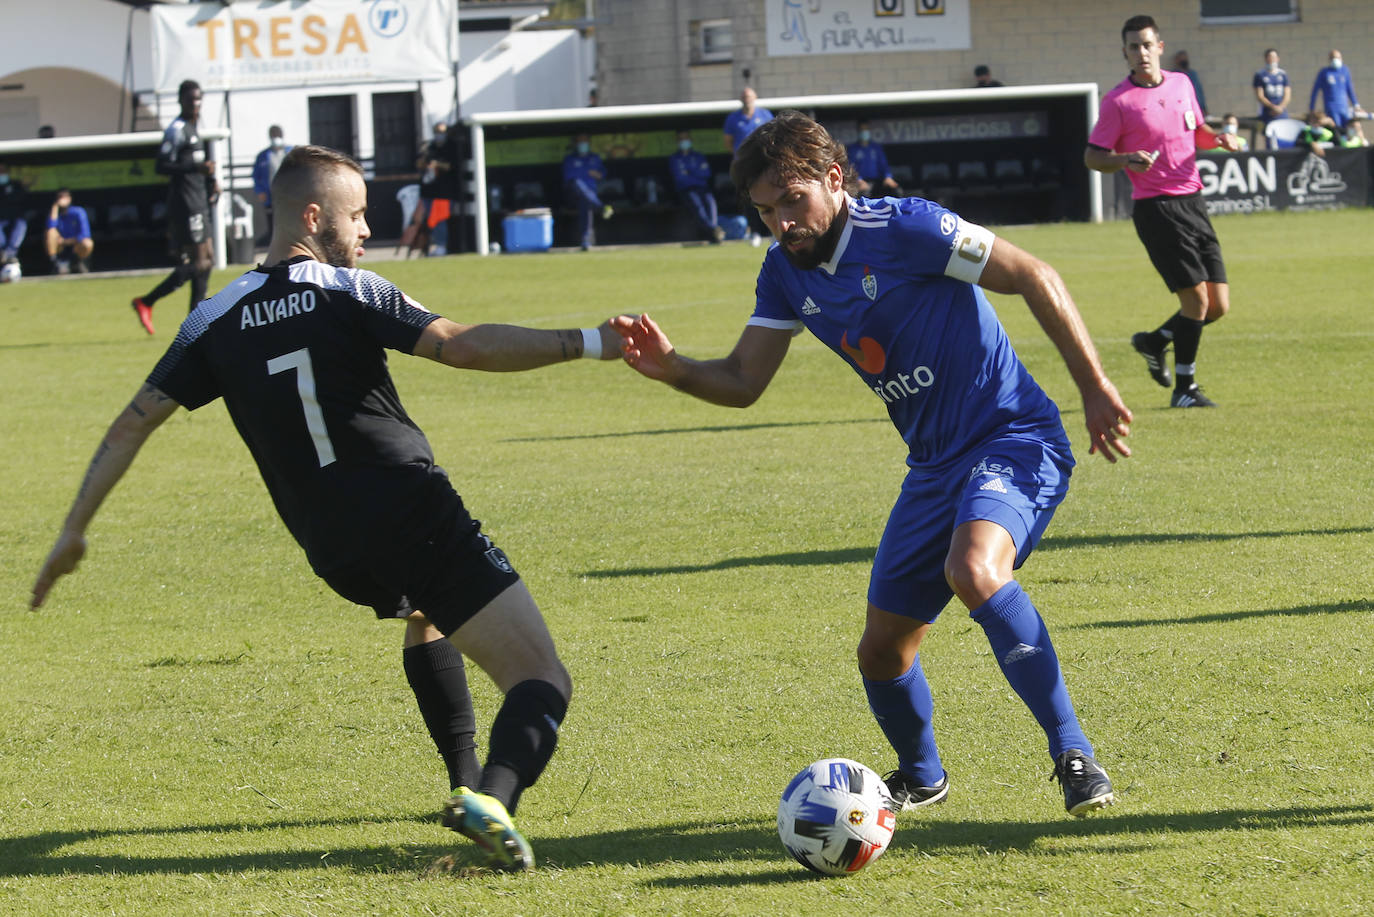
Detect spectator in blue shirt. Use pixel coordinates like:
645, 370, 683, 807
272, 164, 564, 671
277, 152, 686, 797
0, 162, 27, 267
724, 88, 774, 244
1171, 50, 1207, 117
1310, 49, 1364, 131
1254, 48, 1292, 124
252, 125, 292, 245
668, 130, 725, 244
847, 120, 901, 196
723, 88, 773, 155
563, 132, 613, 250
44, 189, 93, 274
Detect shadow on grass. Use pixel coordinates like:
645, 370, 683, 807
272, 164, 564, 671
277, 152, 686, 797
641, 802, 1374, 888
501, 417, 885, 443
3, 803, 1371, 881
1068, 598, 1374, 630
1037, 525, 1374, 552
582, 547, 875, 579
582, 525, 1373, 579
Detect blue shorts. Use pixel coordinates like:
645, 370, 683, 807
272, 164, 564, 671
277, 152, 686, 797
867, 434, 1073, 622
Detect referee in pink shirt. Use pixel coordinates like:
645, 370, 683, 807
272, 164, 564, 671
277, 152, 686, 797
1085, 14, 1240, 408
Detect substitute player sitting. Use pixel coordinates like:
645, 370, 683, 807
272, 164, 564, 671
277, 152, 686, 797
613, 111, 1131, 817
32, 145, 625, 872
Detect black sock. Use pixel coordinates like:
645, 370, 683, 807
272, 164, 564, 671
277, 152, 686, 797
189, 268, 210, 312
1172, 316, 1205, 389
403, 639, 480, 793
480, 679, 569, 814
145, 262, 194, 307
1152, 310, 1183, 345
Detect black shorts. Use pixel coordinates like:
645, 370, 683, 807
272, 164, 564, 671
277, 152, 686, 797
1131, 193, 1226, 293
318, 496, 521, 636
169, 209, 209, 251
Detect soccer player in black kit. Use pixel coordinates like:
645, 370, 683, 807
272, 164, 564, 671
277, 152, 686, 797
131, 80, 218, 335
33, 145, 623, 872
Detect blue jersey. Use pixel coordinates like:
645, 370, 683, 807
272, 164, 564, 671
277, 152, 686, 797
1311, 64, 1360, 116
48, 205, 91, 241
668, 149, 712, 192
847, 142, 892, 182
562, 152, 605, 185
724, 107, 774, 151
1253, 67, 1291, 114
749, 196, 1064, 469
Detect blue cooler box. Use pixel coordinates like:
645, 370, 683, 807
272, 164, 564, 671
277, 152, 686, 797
503, 208, 553, 252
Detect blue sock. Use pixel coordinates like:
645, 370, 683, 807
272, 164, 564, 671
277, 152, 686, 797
862, 656, 944, 785
970, 582, 1091, 759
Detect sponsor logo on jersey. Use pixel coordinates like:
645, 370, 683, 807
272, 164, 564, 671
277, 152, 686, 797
840, 331, 886, 374
862, 265, 877, 300
240, 289, 318, 329
978, 476, 1008, 493
802, 295, 820, 315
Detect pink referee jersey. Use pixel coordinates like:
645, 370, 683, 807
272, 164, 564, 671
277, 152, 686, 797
1089, 70, 1205, 199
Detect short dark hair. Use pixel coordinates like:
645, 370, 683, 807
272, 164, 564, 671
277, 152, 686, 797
1122, 15, 1158, 44
730, 110, 855, 199
268, 124, 283, 138
1265, 48, 1278, 57
178, 79, 201, 99
270, 144, 364, 209
974, 65, 991, 77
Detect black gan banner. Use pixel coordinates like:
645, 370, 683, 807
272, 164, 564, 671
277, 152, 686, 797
1113, 147, 1372, 218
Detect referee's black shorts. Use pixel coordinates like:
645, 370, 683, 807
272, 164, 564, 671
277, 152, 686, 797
1131, 192, 1226, 293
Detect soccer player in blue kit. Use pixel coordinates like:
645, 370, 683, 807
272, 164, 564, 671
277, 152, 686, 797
612, 111, 1132, 816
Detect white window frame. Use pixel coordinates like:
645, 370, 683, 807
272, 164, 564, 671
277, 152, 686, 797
697, 18, 733, 63
1200, 0, 1299, 26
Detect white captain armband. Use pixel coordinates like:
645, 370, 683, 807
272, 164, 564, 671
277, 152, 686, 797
943, 218, 996, 284
581, 327, 602, 359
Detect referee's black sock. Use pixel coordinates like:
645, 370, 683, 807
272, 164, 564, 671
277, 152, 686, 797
403, 638, 480, 794
1153, 311, 1183, 344
1172, 316, 1205, 389
480, 679, 568, 815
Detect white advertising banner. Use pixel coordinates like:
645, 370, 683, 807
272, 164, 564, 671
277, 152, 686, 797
151, 0, 454, 92
766, 0, 970, 57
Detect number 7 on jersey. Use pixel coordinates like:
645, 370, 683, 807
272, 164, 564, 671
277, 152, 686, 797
267, 347, 337, 467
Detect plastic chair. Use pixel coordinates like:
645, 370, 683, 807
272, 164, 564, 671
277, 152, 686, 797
1264, 118, 1304, 150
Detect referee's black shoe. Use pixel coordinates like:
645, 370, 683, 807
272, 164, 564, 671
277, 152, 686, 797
1131, 332, 1171, 388
1170, 383, 1216, 408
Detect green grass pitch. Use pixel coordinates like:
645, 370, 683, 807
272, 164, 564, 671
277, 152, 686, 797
2, 209, 1372, 915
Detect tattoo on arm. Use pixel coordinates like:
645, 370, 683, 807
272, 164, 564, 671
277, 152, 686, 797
76, 442, 111, 502
558, 329, 579, 361
433, 339, 444, 361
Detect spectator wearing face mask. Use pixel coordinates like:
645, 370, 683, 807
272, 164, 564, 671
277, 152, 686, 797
1254, 48, 1292, 124
1170, 50, 1207, 117
1218, 113, 1248, 152
252, 125, 293, 246
668, 130, 725, 244
1310, 50, 1364, 132
563, 133, 613, 251
846, 120, 901, 197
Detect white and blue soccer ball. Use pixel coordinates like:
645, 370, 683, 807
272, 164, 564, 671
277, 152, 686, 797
777, 758, 897, 876
0, 261, 20, 283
